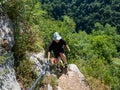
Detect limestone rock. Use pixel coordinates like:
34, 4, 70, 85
0, 5, 21, 90
58, 64, 90, 90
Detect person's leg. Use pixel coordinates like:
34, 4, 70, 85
51, 57, 60, 65
51, 57, 62, 72
59, 53, 67, 64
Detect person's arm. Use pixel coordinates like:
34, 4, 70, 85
66, 45, 70, 52
62, 39, 70, 52
47, 51, 51, 61
48, 41, 53, 61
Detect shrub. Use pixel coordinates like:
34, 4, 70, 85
13, 25, 43, 59
16, 58, 37, 89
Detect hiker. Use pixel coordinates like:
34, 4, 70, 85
47, 32, 70, 68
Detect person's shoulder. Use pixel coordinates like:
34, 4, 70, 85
60, 39, 64, 41
61, 39, 66, 42
60, 39, 66, 44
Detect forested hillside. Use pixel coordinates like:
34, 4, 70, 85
39, 0, 120, 33
1, 0, 120, 89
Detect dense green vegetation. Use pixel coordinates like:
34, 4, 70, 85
0, 52, 13, 65
39, 0, 120, 33
1, 0, 120, 89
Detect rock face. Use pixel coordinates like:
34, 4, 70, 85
0, 5, 21, 90
29, 52, 91, 90
58, 64, 90, 90
0, 6, 14, 50
0, 54, 21, 90
29, 51, 48, 76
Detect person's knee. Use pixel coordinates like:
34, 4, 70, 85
51, 58, 55, 64
60, 53, 66, 57
60, 53, 67, 61
52, 58, 59, 64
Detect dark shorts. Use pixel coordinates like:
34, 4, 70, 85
54, 49, 65, 58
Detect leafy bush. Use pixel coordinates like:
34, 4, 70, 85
40, 75, 58, 89
0, 52, 13, 65
67, 24, 119, 89
13, 25, 43, 59
91, 35, 117, 63
39, 0, 120, 33
16, 58, 37, 89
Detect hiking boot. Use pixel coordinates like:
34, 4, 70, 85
56, 64, 63, 73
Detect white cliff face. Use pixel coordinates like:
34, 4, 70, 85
0, 6, 21, 90
0, 7, 14, 48
0, 55, 21, 90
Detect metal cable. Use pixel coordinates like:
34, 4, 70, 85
29, 61, 49, 90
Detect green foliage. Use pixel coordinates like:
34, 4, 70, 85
39, 0, 120, 33
13, 24, 43, 89
0, 55, 6, 65
92, 22, 117, 36
68, 23, 120, 89
2, 0, 38, 23
2, 0, 24, 23
13, 25, 43, 59
92, 23, 120, 59
71, 58, 120, 90
0, 52, 13, 65
91, 35, 117, 62
66, 31, 90, 60
40, 75, 58, 89
0, 0, 7, 4
16, 58, 37, 89
113, 35, 120, 57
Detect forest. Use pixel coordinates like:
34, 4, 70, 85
1, 0, 120, 89
40, 0, 120, 33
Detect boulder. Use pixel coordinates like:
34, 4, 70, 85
58, 64, 90, 90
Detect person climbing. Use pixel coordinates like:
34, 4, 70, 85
47, 32, 70, 69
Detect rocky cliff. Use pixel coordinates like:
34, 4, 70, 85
0, 6, 21, 90
29, 52, 91, 90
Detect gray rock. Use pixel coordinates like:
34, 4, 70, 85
29, 51, 48, 76
0, 6, 21, 90
58, 64, 91, 90
47, 84, 53, 90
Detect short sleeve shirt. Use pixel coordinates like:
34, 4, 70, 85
48, 39, 66, 53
